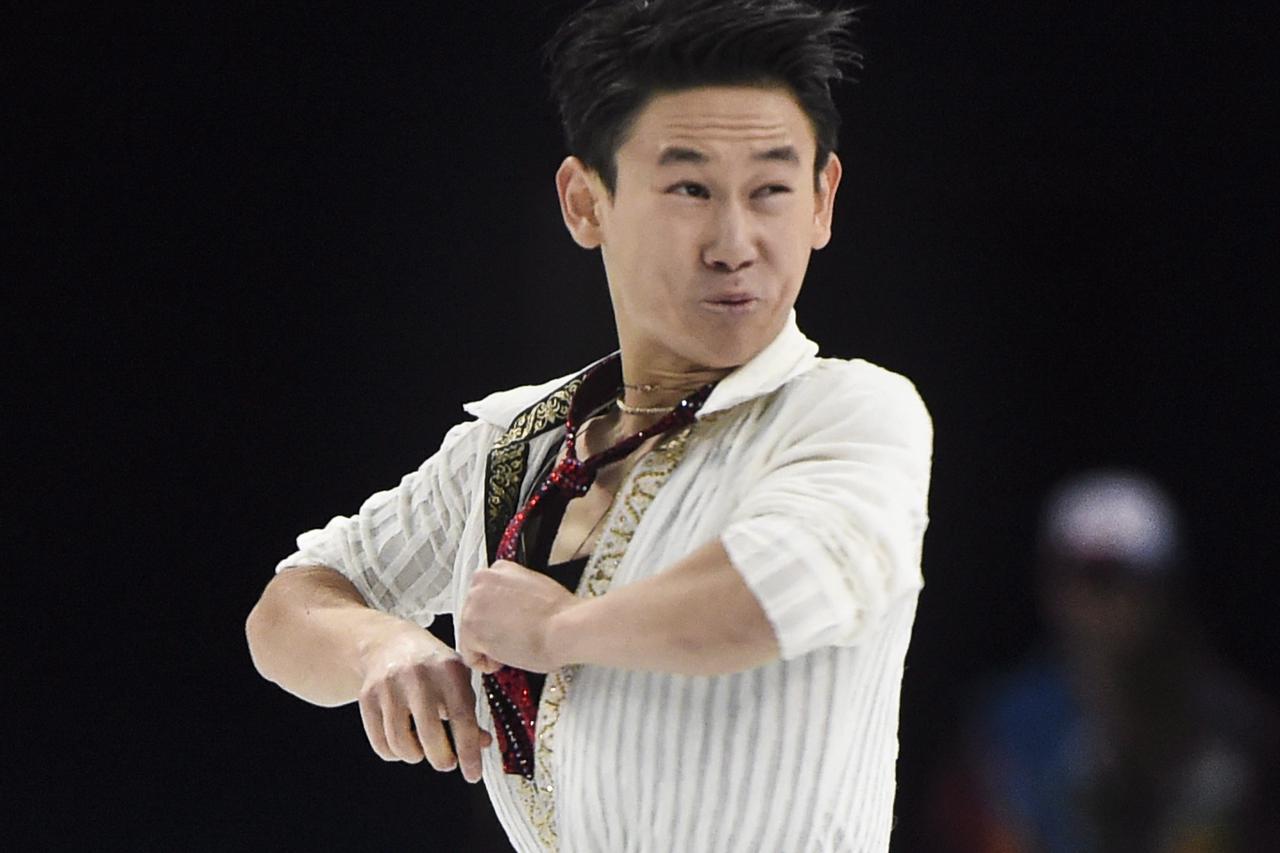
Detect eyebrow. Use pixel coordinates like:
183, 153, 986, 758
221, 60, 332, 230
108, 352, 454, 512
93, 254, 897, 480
656, 145, 801, 166
755, 145, 801, 164
657, 146, 709, 166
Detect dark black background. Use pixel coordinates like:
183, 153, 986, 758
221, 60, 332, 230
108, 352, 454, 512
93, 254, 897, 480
9, 2, 1277, 850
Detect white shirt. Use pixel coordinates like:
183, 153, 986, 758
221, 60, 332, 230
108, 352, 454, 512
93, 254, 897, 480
278, 314, 933, 852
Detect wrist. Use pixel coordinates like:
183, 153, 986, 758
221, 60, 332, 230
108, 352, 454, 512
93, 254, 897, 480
546, 598, 590, 669
353, 611, 438, 680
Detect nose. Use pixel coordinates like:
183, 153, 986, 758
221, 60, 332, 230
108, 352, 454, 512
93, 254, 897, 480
701, 200, 757, 273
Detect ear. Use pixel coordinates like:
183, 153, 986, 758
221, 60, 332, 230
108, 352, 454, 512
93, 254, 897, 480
811, 151, 843, 250
556, 156, 606, 249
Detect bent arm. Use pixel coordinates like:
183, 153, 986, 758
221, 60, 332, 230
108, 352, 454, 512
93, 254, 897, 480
541, 367, 930, 673
248, 565, 492, 779
246, 565, 451, 706
548, 538, 780, 676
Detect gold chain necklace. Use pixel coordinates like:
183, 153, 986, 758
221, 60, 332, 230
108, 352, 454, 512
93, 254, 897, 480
620, 379, 705, 393
615, 396, 674, 415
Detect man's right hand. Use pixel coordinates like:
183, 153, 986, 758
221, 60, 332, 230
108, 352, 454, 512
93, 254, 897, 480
247, 565, 493, 784
357, 625, 493, 782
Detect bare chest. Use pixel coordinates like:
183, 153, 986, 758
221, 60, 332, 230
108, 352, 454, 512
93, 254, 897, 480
545, 427, 661, 565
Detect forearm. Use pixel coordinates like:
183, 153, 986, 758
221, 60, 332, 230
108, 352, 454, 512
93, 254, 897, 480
548, 538, 780, 676
246, 565, 444, 706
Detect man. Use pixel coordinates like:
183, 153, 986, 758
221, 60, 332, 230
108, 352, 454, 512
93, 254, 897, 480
930, 471, 1280, 853
246, 1, 933, 850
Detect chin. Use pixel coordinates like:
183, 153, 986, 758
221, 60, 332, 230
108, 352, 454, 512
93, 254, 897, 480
686, 333, 768, 371
701, 315, 785, 367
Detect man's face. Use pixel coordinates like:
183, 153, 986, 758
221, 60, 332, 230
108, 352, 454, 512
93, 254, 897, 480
559, 85, 841, 373
1041, 559, 1167, 661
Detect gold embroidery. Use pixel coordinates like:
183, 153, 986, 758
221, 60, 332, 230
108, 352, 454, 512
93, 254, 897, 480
495, 379, 581, 451
483, 378, 583, 560
485, 441, 528, 557
479, 376, 584, 848
525, 422, 700, 852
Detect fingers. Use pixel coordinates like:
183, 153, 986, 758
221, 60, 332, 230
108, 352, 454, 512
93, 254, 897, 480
358, 678, 436, 766
357, 648, 496, 781
459, 647, 501, 674
407, 685, 459, 773
457, 620, 501, 674
387, 685, 433, 765
358, 690, 396, 761
440, 669, 493, 784
458, 645, 485, 670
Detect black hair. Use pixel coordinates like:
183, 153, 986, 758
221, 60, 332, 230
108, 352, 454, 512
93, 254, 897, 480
545, 0, 862, 194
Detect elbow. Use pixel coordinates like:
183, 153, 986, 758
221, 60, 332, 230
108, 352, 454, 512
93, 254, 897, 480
245, 589, 284, 685
243, 567, 367, 707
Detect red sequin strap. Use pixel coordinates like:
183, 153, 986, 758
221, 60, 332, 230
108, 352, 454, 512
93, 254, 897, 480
482, 364, 713, 778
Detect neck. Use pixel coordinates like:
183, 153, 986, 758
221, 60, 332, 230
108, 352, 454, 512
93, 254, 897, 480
619, 358, 730, 404
577, 355, 718, 441
576, 365, 715, 458
616, 369, 717, 432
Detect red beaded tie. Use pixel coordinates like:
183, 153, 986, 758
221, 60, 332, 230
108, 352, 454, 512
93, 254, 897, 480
482, 358, 713, 778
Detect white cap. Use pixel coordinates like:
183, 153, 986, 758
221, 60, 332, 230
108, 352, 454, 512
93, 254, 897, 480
1041, 470, 1181, 575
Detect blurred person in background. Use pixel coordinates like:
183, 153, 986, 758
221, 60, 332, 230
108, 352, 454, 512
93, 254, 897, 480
931, 470, 1280, 853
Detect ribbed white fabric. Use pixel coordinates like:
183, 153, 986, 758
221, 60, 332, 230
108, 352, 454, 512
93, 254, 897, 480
277, 315, 933, 852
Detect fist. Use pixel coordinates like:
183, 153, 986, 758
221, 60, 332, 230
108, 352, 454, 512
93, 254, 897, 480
457, 560, 578, 674
357, 626, 492, 782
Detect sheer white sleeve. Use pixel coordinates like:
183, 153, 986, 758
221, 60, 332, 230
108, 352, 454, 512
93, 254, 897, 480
720, 365, 933, 659
275, 418, 496, 625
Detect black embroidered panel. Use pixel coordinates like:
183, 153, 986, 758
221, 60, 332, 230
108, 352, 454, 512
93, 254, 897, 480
482, 377, 583, 563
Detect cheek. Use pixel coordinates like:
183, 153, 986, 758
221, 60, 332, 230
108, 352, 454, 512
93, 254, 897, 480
623, 214, 695, 282
768, 222, 814, 282
613, 205, 678, 264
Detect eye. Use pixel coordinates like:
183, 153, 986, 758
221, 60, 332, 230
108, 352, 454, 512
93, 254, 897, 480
753, 184, 793, 199
667, 181, 711, 200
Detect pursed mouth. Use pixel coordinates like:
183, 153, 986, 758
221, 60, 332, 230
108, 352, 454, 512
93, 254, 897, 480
700, 295, 761, 313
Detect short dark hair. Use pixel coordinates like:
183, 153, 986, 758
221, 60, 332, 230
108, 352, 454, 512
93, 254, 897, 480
545, 0, 862, 194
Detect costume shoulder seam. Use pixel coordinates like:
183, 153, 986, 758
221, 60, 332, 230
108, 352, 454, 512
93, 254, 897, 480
807, 356, 923, 392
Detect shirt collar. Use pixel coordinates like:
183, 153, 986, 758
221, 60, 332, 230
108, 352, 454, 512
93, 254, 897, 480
698, 309, 818, 417
463, 310, 819, 429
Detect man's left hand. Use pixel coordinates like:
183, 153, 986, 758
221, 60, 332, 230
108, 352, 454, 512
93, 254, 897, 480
458, 560, 578, 674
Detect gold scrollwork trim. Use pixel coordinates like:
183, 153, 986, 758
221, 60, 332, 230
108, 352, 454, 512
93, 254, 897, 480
483, 377, 584, 560
524, 422, 699, 852
494, 379, 582, 451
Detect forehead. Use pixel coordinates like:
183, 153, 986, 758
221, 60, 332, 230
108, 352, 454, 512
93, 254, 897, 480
619, 85, 817, 164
